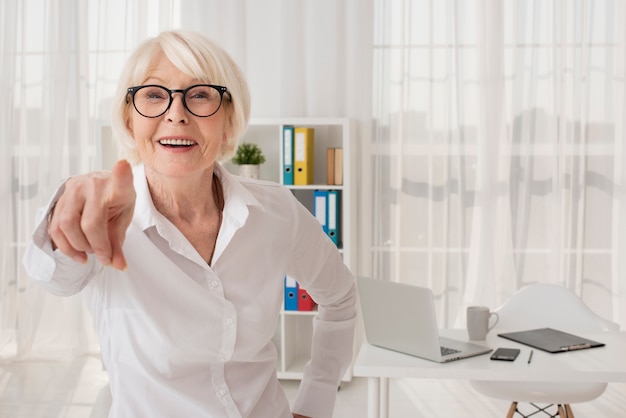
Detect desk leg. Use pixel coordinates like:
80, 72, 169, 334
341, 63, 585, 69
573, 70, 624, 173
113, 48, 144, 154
380, 377, 389, 418
367, 377, 380, 418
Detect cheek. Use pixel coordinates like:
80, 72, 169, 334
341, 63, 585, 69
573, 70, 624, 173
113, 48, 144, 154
221, 115, 232, 143
128, 115, 156, 143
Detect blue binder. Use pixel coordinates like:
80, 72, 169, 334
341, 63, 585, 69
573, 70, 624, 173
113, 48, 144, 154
313, 190, 328, 233
284, 276, 299, 310
282, 125, 294, 185
327, 190, 340, 246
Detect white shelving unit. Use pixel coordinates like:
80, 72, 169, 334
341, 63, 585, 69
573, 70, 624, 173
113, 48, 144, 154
226, 117, 357, 381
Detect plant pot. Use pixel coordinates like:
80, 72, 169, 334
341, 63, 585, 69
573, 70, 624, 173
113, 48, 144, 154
238, 164, 260, 179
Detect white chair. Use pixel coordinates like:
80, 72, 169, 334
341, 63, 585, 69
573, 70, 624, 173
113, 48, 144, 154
470, 283, 619, 418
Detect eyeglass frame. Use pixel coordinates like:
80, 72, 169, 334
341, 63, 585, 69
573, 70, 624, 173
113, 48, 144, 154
126, 84, 230, 118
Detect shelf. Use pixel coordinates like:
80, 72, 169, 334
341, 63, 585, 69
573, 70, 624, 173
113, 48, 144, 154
284, 184, 345, 191
238, 117, 356, 383
281, 309, 318, 316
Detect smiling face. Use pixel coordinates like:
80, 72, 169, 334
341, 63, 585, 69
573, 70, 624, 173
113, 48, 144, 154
126, 52, 230, 182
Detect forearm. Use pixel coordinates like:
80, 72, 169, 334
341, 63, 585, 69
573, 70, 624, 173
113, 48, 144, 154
292, 314, 357, 417
292, 280, 357, 418
288, 198, 358, 417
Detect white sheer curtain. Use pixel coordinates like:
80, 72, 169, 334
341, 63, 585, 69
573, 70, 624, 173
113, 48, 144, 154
370, 0, 626, 328
1, 0, 373, 359
0, 0, 182, 360
178, 0, 373, 120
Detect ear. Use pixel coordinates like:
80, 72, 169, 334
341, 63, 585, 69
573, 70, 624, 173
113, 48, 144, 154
126, 116, 134, 138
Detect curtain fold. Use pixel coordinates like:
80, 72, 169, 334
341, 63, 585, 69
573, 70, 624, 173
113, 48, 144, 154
0, 0, 18, 357
463, 0, 517, 312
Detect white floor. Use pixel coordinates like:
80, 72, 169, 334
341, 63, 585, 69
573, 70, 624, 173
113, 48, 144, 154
1, 354, 625, 417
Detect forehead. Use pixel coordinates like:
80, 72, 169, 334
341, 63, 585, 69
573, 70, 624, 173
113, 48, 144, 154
141, 52, 200, 86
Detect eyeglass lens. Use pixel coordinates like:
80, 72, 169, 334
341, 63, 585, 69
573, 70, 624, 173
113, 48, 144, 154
132, 85, 224, 118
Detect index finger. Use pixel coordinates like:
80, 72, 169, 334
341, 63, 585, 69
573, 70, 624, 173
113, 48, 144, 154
81, 161, 135, 266
108, 160, 135, 209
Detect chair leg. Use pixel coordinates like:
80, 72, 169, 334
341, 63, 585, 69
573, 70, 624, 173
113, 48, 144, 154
506, 402, 518, 418
504, 402, 572, 418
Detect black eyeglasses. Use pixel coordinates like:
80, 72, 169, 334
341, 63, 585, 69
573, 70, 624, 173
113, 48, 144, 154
126, 84, 229, 118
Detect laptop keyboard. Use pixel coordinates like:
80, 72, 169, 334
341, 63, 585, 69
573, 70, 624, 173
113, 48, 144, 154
440, 346, 461, 356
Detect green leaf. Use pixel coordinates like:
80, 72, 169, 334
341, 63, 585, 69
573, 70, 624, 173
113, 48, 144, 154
232, 142, 266, 165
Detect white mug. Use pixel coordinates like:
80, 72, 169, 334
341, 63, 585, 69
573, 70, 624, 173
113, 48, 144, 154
466, 306, 499, 340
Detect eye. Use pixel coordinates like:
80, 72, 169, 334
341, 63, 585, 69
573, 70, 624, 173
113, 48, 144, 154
187, 86, 218, 101
140, 87, 169, 101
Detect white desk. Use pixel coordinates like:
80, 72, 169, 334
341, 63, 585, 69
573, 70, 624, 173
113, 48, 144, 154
353, 329, 626, 418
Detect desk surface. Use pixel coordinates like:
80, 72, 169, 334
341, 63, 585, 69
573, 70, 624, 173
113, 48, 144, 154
353, 329, 626, 383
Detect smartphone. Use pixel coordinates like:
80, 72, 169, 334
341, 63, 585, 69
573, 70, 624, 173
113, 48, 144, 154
490, 347, 520, 361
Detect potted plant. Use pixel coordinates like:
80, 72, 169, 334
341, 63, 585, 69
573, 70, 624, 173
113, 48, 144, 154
231, 142, 266, 179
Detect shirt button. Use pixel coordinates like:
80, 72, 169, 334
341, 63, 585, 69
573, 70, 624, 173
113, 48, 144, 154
224, 317, 234, 326
218, 388, 228, 397
210, 280, 219, 288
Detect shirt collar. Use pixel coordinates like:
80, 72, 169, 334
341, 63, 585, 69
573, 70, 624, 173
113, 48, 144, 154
132, 163, 158, 231
214, 163, 263, 211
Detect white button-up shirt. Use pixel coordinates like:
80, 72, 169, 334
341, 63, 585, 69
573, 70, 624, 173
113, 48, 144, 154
23, 163, 357, 418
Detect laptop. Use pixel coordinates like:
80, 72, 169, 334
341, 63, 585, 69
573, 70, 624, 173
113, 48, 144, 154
498, 328, 605, 353
357, 276, 492, 363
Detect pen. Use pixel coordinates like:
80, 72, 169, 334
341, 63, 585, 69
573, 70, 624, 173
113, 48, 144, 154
528, 350, 533, 364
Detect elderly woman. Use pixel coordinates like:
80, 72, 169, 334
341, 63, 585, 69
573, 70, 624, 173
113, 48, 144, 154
23, 30, 356, 418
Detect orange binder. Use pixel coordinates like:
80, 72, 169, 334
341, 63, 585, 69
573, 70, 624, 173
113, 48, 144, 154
326, 147, 335, 185
294, 127, 314, 185
333, 147, 343, 185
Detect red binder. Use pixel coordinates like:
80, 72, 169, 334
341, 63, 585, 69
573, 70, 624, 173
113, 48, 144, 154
298, 288, 317, 311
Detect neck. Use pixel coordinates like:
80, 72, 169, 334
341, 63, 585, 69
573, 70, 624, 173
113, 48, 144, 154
146, 168, 223, 223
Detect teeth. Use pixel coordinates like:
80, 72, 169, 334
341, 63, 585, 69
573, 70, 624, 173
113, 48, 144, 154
159, 139, 195, 146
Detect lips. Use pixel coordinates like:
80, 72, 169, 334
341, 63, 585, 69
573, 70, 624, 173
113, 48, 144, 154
158, 138, 196, 147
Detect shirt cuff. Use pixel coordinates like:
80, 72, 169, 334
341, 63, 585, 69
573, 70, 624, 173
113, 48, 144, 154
23, 186, 66, 282
291, 378, 339, 418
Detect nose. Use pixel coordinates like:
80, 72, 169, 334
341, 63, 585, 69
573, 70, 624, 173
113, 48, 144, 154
166, 93, 189, 123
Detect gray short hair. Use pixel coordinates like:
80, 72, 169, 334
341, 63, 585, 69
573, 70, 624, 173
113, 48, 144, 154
111, 30, 250, 164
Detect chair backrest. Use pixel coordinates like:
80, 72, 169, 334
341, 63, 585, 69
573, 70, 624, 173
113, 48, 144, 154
493, 283, 619, 332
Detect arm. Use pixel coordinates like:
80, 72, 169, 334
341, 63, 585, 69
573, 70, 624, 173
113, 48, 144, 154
23, 161, 136, 294
287, 199, 358, 418
48, 160, 135, 270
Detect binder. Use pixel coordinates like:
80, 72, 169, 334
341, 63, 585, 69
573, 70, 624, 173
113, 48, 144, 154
313, 190, 328, 233
326, 147, 335, 185
294, 127, 314, 185
327, 190, 340, 246
334, 147, 343, 185
298, 287, 317, 311
284, 276, 299, 311
282, 125, 294, 185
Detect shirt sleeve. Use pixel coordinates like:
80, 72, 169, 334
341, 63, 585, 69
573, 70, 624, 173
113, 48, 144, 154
287, 195, 358, 418
22, 182, 98, 297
